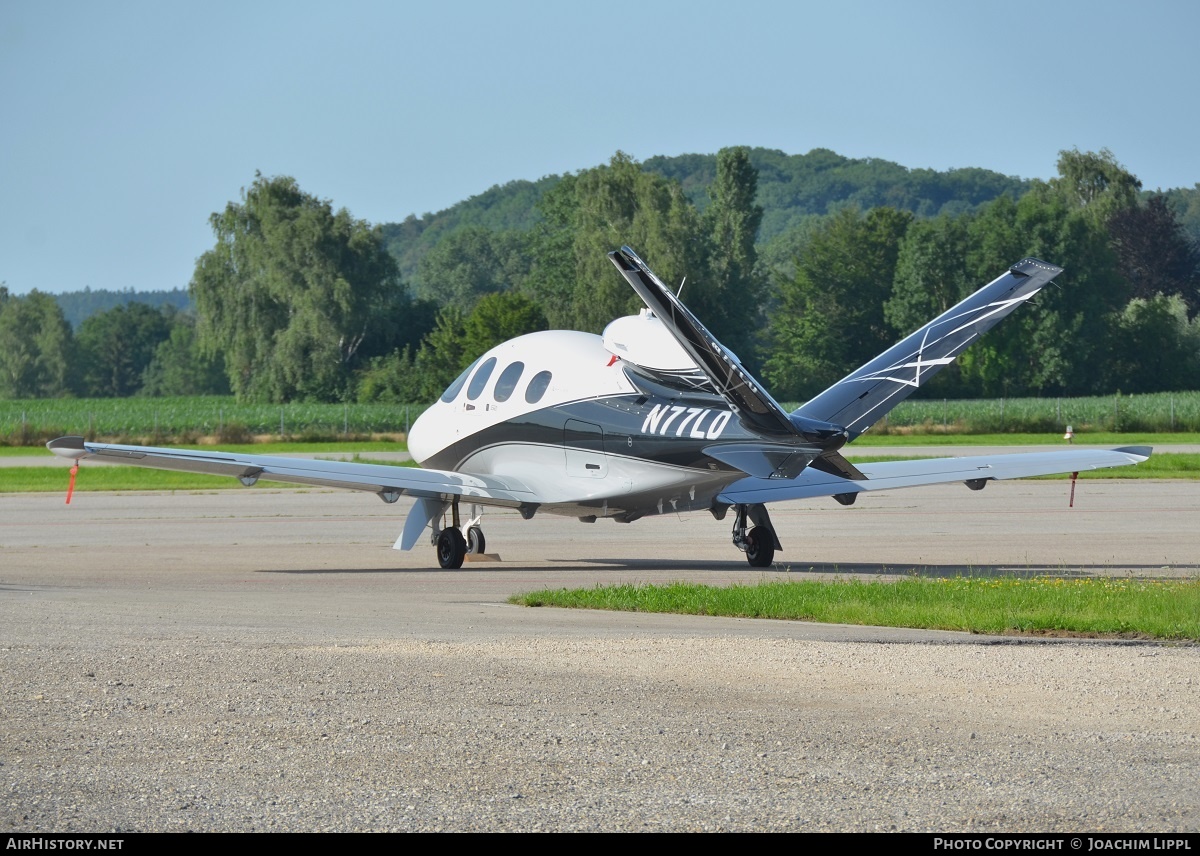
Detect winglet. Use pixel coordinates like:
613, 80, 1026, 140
1112, 445, 1152, 462
47, 436, 89, 461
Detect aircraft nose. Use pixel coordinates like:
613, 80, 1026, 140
406, 408, 436, 465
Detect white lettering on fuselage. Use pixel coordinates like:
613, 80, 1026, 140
640, 405, 732, 440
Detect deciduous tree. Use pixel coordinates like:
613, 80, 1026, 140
527, 153, 709, 333
764, 207, 912, 399
1052, 148, 1141, 223
191, 173, 403, 402
75, 303, 172, 397
0, 288, 74, 398
703, 146, 766, 360
140, 315, 230, 397
415, 226, 531, 312
1107, 195, 1200, 314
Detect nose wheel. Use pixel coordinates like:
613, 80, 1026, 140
467, 525, 486, 554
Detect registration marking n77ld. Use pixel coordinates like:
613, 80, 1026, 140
641, 405, 732, 439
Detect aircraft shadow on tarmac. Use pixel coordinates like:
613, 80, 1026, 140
264, 560, 1200, 578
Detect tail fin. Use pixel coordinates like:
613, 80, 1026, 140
792, 258, 1062, 441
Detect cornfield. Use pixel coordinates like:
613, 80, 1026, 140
872, 392, 1200, 434
3, 392, 1199, 446
1, 397, 432, 445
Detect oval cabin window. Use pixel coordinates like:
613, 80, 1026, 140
494, 361, 525, 403
525, 370, 553, 404
466, 357, 497, 401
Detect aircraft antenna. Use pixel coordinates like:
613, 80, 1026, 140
676, 277, 686, 299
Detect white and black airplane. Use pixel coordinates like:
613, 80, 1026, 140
48, 247, 1150, 568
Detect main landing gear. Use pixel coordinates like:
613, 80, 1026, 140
433, 498, 487, 569
730, 503, 782, 568
436, 528, 467, 569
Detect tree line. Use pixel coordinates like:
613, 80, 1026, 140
2, 148, 1197, 404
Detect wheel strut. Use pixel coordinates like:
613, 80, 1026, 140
730, 503, 781, 567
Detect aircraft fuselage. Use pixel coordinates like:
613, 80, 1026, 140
407, 328, 790, 521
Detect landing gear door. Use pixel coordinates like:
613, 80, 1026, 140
564, 419, 608, 478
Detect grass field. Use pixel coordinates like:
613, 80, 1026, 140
511, 577, 1200, 640
5, 391, 1200, 445
841, 431, 1200, 447
818, 391, 1200, 434
0, 440, 410, 457
1, 397, 429, 445
0, 452, 418, 493
848, 453, 1200, 479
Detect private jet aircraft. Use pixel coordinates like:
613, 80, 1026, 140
48, 247, 1150, 568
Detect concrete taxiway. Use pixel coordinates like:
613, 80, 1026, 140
1, 480, 1198, 831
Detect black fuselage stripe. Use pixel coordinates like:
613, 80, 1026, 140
421, 394, 757, 473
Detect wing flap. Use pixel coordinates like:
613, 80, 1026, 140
47, 437, 535, 508
717, 447, 1151, 505
702, 443, 819, 479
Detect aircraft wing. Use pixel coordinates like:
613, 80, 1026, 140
793, 258, 1063, 441
45, 436, 537, 510
716, 446, 1151, 505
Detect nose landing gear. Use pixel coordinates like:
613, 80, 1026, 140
466, 525, 486, 555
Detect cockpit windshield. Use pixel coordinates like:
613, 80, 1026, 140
439, 358, 480, 403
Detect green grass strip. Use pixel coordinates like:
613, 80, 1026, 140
0, 457, 417, 493
1, 468, 276, 492
842, 432, 1200, 447
1034, 453, 1200, 479
0, 440, 408, 457
511, 577, 1200, 640
848, 453, 1200, 479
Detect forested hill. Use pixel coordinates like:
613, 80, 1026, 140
46, 147, 1031, 327
380, 147, 1033, 286
379, 175, 562, 287
9, 148, 1198, 405
643, 148, 1032, 238
55, 287, 190, 329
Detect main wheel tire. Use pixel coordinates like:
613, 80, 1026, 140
745, 527, 775, 568
436, 528, 467, 569
467, 525, 486, 554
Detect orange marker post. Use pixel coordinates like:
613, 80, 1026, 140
66, 464, 79, 505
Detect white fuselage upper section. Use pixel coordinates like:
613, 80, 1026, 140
407, 329, 636, 467
406, 322, 739, 517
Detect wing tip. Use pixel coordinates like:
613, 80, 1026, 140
47, 435, 89, 460
1010, 258, 1064, 277
1113, 445, 1153, 462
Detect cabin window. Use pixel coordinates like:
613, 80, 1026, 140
440, 358, 479, 403
493, 361, 525, 403
466, 356, 497, 401
525, 370, 553, 404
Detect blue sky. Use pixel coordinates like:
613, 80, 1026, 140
2, 0, 1197, 295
